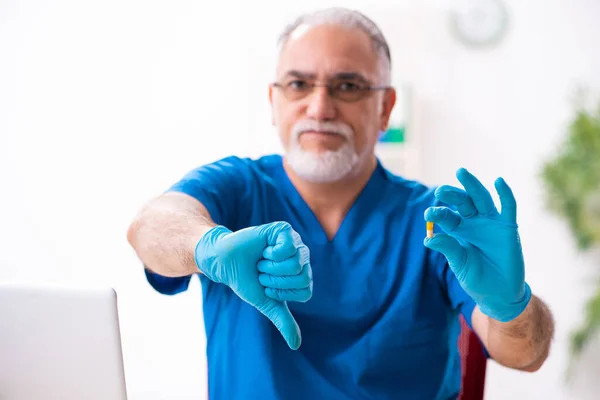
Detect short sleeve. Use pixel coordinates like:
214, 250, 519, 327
167, 155, 255, 229
144, 156, 255, 295
145, 267, 192, 295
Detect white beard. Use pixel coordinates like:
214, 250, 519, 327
283, 120, 360, 183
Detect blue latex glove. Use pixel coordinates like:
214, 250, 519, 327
195, 221, 312, 350
423, 168, 531, 322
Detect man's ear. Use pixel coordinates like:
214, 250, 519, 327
269, 85, 275, 126
379, 88, 397, 132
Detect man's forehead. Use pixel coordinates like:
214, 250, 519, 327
288, 23, 312, 43
281, 23, 374, 55
276, 24, 378, 80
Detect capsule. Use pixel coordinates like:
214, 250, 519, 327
426, 221, 434, 238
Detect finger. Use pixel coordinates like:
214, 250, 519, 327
256, 298, 302, 350
265, 287, 313, 303
257, 256, 303, 276
259, 264, 312, 289
257, 244, 309, 276
494, 177, 517, 224
423, 234, 468, 276
424, 207, 462, 233
434, 185, 478, 218
261, 222, 299, 261
456, 168, 497, 216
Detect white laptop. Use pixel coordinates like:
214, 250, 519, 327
0, 282, 128, 400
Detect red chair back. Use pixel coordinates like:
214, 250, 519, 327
457, 315, 487, 400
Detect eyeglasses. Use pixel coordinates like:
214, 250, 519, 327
271, 79, 391, 103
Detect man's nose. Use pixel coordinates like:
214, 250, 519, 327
305, 86, 337, 121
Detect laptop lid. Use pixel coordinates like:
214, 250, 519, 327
0, 282, 128, 400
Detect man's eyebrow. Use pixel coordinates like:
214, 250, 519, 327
281, 70, 370, 82
332, 72, 369, 82
283, 70, 316, 80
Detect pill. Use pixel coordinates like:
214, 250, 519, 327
426, 221, 434, 238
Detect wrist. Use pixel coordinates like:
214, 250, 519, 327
479, 282, 532, 323
194, 225, 232, 282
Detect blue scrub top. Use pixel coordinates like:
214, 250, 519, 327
145, 154, 481, 400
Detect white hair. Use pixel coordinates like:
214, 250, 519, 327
276, 7, 392, 86
285, 120, 361, 183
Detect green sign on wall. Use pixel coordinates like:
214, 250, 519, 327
378, 125, 405, 143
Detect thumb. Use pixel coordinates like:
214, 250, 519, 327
424, 206, 462, 233
424, 233, 468, 275
261, 222, 299, 262
256, 298, 302, 350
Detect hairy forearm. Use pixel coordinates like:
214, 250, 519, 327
127, 192, 216, 277
473, 295, 554, 371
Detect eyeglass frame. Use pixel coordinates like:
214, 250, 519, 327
270, 74, 393, 103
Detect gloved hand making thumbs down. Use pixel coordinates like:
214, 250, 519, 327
194, 221, 312, 350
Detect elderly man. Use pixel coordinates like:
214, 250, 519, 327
127, 7, 554, 400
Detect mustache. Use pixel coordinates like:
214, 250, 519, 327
291, 120, 354, 140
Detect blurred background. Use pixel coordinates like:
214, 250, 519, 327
1, 0, 600, 399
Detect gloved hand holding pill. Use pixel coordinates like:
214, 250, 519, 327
424, 168, 531, 323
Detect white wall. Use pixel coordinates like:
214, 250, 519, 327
2, 0, 600, 399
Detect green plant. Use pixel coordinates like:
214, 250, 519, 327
540, 94, 600, 364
